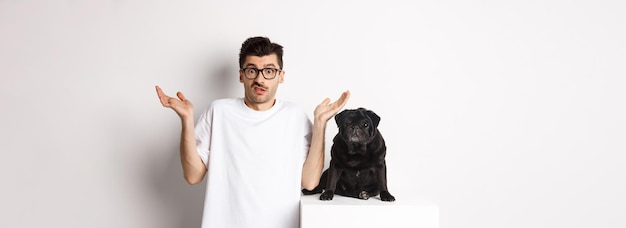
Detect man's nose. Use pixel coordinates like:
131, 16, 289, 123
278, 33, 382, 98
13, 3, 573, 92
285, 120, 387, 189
254, 73, 266, 82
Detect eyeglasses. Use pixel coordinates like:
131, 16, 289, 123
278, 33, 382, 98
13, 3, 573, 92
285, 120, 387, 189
240, 67, 282, 80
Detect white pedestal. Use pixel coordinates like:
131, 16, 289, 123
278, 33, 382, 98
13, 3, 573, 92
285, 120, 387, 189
300, 194, 439, 228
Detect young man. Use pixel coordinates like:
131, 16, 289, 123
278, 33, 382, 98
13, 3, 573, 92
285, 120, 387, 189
156, 36, 350, 228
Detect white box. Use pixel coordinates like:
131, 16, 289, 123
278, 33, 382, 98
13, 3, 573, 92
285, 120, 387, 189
300, 194, 439, 228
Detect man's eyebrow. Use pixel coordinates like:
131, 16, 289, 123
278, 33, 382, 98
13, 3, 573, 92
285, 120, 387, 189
243, 63, 278, 68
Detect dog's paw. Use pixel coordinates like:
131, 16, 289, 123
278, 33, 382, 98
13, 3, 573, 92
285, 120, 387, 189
320, 190, 335, 201
380, 191, 395, 202
359, 191, 370, 200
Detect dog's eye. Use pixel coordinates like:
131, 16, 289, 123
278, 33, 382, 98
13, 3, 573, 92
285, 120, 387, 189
363, 123, 369, 128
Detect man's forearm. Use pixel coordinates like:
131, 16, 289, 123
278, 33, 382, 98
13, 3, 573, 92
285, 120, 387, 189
180, 117, 207, 185
302, 122, 326, 190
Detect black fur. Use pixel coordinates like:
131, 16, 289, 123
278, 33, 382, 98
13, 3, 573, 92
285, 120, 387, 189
302, 108, 395, 201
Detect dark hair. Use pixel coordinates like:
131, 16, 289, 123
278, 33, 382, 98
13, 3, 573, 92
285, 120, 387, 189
238, 36, 284, 69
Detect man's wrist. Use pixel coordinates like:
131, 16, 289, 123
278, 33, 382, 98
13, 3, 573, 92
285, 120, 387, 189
180, 114, 195, 125
312, 120, 327, 131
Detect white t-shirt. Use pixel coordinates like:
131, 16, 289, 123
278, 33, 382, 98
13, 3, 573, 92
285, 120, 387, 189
195, 98, 312, 228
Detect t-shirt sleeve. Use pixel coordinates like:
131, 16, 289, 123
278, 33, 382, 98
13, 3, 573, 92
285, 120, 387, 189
301, 111, 313, 163
195, 105, 213, 166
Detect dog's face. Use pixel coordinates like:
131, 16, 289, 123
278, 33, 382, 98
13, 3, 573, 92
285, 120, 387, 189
334, 108, 381, 144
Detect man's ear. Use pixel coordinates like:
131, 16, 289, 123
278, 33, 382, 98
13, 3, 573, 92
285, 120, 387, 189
278, 70, 285, 83
239, 70, 244, 83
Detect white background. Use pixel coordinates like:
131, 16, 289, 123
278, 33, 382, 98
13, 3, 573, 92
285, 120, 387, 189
1, 1, 625, 227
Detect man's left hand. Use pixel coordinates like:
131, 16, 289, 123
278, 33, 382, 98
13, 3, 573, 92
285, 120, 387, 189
314, 90, 351, 123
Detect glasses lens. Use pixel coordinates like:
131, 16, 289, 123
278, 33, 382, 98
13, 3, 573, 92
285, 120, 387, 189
263, 68, 276, 79
244, 68, 258, 79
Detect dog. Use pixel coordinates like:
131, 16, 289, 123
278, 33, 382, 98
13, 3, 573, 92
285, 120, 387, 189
302, 108, 395, 201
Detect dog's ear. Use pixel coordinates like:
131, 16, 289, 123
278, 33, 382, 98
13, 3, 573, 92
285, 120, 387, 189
364, 109, 381, 129
334, 109, 348, 127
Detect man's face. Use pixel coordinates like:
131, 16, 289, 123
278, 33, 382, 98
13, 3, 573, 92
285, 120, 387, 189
239, 54, 284, 111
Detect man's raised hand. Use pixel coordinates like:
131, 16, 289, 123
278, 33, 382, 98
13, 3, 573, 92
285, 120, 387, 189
155, 85, 194, 119
314, 90, 351, 123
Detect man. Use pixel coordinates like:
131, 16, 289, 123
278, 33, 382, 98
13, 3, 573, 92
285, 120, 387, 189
155, 36, 350, 228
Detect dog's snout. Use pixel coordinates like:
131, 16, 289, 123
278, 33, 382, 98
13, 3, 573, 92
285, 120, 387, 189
350, 126, 362, 134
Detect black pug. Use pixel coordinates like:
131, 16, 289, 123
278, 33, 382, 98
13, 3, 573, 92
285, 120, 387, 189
302, 108, 395, 201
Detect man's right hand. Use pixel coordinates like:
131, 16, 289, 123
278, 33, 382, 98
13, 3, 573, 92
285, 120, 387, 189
155, 85, 194, 119
156, 85, 206, 184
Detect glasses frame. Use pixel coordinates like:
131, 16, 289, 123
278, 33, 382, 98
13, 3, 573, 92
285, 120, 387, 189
240, 67, 282, 80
